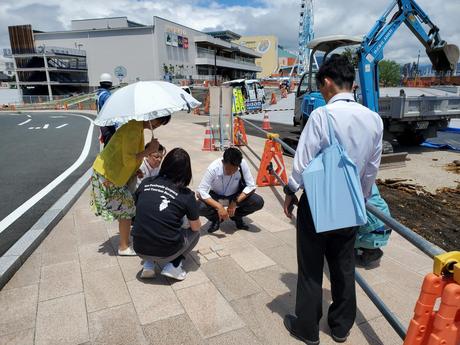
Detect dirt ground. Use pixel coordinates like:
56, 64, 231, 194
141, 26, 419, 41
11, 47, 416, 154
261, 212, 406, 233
378, 181, 460, 252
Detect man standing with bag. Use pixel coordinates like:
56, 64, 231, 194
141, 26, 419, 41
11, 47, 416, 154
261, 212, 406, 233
282, 55, 383, 344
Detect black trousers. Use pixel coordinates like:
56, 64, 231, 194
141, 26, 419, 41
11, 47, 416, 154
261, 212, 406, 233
198, 191, 264, 222
293, 193, 357, 341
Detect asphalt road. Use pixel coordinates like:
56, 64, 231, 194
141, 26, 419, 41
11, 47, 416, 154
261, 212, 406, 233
0, 112, 99, 256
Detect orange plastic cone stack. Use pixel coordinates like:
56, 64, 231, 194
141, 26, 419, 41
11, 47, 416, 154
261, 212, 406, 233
262, 111, 272, 130
270, 92, 277, 105
202, 122, 215, 151
233, 117, 248, 146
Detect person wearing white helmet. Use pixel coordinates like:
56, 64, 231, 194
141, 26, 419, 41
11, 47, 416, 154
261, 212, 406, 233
97, 73, 115, 146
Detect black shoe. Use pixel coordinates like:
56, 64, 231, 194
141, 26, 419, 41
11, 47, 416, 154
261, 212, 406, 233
207, 220, 220, 233
233, 218, 249, 230
331, 331, 349, 343
361, 248, 384, 265
283, 315, 320, 345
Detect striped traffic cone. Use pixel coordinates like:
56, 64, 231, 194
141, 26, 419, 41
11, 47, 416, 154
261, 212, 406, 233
262, 111, 272, 130
202, 123, 215, 151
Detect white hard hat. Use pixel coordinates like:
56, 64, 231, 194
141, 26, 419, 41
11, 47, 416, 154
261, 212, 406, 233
99, 73, 112, 83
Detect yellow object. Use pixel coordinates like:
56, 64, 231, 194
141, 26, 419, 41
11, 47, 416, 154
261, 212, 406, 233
267, 133, 279, 140
454, 261, 460, 284
93, 120, 144, 187
233, 35, 278, 78
433, 251, 460, 280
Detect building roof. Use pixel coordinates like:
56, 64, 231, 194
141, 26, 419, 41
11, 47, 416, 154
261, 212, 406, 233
206, 30, 241, 41
278, 46, 296, 58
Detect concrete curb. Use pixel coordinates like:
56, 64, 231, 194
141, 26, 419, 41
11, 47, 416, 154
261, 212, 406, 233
0, 167, 93, 289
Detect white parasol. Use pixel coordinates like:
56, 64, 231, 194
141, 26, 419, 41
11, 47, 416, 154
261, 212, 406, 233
94, 81, 201, 126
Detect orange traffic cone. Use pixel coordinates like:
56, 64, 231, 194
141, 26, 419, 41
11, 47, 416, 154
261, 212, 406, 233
233, 117, 248, 146
256, 135, 288, 187
193, 106, 201, 115
202, 123, 215, 151
270, 92, 277, 105
262, 111, 272, 130
204, 93, 210, 114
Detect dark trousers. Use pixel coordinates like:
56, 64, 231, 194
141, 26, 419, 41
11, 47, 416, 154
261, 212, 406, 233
198, 191, 264, 222
293, 193, 357, 341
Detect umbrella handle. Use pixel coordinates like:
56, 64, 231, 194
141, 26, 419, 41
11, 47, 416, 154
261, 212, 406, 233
181, 94, 191, 113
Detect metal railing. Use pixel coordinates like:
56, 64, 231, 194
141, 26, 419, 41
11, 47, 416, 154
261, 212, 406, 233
237, 116, 446, 341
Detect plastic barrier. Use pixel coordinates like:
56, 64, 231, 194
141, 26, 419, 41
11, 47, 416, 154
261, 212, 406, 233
233, 117, 247, 146
256, 133, 288, 187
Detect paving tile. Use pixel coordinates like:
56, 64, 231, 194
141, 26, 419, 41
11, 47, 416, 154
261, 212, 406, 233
126, 277, 184, 325
249, 210, 292, 233
260, 244, 297, 273
204, 252, 219, 261
202, 256, 261, 301
39, 260, 83, 301
0, 328, 34, 345
273, 229, 297, 247
230, 245, 276, 272
82, 265, 131, 313
78, 242, 118, 273
239, 229, 283, 250
230, 291, 302, 345
175, 282, 245, 338
143, 314, 205, 345
76, 222, 109, 246
168, 255, 210, 291
355, 288, 384, 325
248, 265, 297, 313
0, 285, 38, 336
88, 303, 147, 345
4, 251, 41, 290
35, 292, 89, 345
117, 255, 143, 282
41, 246, 79, 267
207, 327, 263, 345
358, 316, 402, 345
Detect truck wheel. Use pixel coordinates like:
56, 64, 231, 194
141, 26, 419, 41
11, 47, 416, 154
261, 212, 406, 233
382, 140, 394, 154
396, 132, 426, 146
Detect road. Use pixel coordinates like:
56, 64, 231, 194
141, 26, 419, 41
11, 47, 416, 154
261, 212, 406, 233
0, 112, 99, 256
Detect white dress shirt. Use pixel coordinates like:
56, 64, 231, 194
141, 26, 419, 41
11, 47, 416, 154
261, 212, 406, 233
135, 158, 160, 189
197, 158, 256, 199
288, 92, 383, 198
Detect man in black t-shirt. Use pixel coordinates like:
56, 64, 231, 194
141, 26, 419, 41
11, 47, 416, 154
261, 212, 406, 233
132, 148, 201, 281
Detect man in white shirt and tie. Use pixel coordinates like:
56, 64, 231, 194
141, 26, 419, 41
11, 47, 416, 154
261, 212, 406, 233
282, 55, 383, 345
197, 147, 264, 233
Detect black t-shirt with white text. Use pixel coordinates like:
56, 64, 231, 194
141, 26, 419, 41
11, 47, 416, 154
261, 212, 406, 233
132, 176, 199, 257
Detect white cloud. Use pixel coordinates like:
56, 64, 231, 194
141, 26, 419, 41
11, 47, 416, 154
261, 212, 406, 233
1, 0, 458, 65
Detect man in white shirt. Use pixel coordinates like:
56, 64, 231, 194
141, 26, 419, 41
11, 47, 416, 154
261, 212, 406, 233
197, 147, 264, 233
282, 55, 383, 345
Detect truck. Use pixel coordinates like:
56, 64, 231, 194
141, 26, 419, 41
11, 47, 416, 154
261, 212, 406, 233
294, 0, 460, 146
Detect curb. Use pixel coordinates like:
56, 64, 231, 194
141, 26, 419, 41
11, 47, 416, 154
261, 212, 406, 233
0, 168, 92, 289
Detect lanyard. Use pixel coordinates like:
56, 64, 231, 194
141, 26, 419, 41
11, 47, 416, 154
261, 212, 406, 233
331, 98, 355, 104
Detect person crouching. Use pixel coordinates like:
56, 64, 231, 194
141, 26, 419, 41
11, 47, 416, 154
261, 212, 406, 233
132, 148, 201, 280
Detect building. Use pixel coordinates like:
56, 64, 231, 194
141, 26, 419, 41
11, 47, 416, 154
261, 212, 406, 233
0, 48, 15, 81
278, 46, 297, 76
233, 35, 278, 78
8, 17, 261, 100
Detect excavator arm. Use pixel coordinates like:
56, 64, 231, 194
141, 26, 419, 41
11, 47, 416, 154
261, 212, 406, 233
357, 0, 459, 112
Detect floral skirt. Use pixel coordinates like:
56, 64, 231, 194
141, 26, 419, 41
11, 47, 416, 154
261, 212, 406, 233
90, 171, 135, 221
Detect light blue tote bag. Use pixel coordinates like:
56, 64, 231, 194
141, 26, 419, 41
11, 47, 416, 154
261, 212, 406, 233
301, 108, 367, 233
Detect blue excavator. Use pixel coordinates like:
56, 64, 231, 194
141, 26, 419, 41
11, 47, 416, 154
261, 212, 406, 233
293, 0, 459, 265
294, 0, 460, 146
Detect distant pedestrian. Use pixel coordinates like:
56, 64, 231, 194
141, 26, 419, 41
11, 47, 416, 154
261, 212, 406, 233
197, 147, 264, 233
132, 148, 201, 280
282, 55, 383, 344
96, 73, 116, 147
90, 116, 171, 256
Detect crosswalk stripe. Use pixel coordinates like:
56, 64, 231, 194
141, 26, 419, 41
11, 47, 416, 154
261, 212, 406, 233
43, 124, 49, 129
56, 123, 68, 129
18, 119, 31, 126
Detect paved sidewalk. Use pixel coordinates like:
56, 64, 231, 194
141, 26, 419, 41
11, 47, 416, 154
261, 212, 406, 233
0, 113, 432, 345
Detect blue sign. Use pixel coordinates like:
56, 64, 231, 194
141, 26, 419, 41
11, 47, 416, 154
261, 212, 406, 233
245, 101, 262, 111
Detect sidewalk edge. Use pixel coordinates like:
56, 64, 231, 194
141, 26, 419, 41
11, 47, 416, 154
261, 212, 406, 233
0, 168, 92, 289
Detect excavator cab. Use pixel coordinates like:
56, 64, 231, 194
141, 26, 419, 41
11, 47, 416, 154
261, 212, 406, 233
426, 43, 460, 73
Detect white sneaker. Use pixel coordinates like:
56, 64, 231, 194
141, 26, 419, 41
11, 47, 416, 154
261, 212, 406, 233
161, 262, 186, 281
140, 268, 155, 279
118, 246, 137, 256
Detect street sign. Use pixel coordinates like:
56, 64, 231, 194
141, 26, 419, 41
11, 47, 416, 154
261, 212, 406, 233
114, 66, 127, 82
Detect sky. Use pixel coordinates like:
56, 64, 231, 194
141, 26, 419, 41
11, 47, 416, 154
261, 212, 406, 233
1, 0, 459, 65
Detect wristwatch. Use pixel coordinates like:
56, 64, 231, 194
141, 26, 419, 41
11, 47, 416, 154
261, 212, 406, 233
283, 185, 295, 196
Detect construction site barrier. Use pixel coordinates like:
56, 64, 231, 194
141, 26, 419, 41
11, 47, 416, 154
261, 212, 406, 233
236, 116, 459, 344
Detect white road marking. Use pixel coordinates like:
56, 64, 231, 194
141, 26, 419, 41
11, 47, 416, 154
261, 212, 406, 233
0, 114, 94, 234
43, 124, 49, 129
56, 123, 68, 129
35, 127, 41, 129
28, 127, 34, 129
27, 115, 31, 118
50, 116, 66, 118
18, 119, 31, 126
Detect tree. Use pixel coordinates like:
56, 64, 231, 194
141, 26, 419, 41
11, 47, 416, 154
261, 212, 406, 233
341, 47, 359, 68
379, 60, 401, 87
